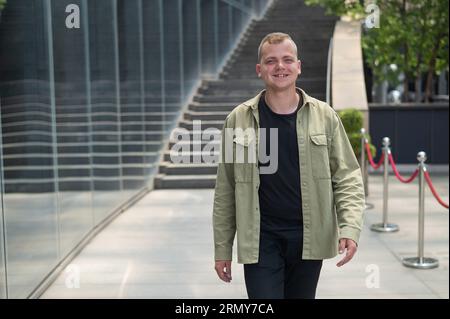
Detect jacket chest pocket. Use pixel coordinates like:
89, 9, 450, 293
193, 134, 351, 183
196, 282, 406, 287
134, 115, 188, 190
310, 134, 331, 179
233, 136, 255, 183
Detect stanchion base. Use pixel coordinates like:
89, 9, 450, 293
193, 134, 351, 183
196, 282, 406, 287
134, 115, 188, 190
402, 257, 439, 269
370, 223, 399, 232
365, 203, 374, 210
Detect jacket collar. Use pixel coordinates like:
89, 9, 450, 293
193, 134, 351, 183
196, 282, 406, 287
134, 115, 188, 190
243, 87, 314, 110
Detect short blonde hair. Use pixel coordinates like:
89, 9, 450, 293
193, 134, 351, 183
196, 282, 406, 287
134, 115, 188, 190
257, 32, 298, 63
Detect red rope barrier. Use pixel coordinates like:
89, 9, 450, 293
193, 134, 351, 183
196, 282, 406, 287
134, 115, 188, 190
424, 171, 449, 209
388, 153, 419, 183
365, 142, 384, 170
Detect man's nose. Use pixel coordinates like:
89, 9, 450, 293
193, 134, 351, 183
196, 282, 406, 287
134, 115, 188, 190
276, 61, 285, 69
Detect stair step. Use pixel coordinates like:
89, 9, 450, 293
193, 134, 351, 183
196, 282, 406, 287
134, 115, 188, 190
179, 120, 224, 130
169, 129, 222, 140
198, 86, 263, 96
188, 102, 238, 112
193, 95, 254, 103
154, 174, 216, 189
184, 111, 230, 121
159, 162, 218, 175
163, 150, 220, 163
168, 139, 220, 149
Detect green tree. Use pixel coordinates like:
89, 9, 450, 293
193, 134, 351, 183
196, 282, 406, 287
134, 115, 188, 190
0, 0, 6, 11
305, 0, 365, 17
307, 0, 449, 103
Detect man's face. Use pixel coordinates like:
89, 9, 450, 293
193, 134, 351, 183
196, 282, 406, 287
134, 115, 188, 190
256, 39, 301, 91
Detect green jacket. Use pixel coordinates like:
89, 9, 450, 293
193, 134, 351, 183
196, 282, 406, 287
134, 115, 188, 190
213, 88, 365, 263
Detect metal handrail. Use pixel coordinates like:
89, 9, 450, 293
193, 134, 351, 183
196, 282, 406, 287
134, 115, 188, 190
326, 36, 333, 105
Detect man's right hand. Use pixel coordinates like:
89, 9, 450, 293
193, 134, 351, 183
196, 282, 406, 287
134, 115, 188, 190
215, 260, 232, 283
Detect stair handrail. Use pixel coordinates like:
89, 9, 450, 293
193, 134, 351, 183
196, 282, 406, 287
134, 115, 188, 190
326, 36, 333, 105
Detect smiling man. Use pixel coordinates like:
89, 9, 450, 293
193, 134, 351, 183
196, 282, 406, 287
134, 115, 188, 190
213, 32, 365, 299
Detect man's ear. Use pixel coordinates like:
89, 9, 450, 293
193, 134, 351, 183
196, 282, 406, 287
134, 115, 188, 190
256, 64, 261, 77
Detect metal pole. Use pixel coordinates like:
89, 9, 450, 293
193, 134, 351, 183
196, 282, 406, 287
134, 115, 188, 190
382, 139, 389, 225
360, 128, 366, 178
418, 152, 425, 262
402, 152, 439, 269
360, 128, 373, 210
371, 137, 399, 232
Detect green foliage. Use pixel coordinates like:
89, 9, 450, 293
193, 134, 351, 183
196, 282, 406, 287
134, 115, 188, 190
306, 0, 449, 101
347, 132, 377, 158
337, 109, 363, 133
0, 0, 6, 11
338, 109, 376, 158
304, 0, 365, 17
362, 0, 449, 86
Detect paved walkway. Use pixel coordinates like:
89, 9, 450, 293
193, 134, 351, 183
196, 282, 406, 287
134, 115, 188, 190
41, 174, 449, 299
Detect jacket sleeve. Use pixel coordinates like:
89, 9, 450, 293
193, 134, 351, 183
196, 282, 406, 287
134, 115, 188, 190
329, 112, 365, 244
213, 117, 236, 261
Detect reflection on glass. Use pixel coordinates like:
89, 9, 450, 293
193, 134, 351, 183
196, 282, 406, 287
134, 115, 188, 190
0, 122, 6, 298
142, 0, 168, 183
0, 0, 59, 298
52, 0, 93, 258
0, 0, 262, 298
183, 0, 201, 98
87, 0, 125, 223
119, 0, 153, 195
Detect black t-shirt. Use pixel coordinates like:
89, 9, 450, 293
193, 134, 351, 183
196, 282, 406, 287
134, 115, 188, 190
258, 92, 303, 232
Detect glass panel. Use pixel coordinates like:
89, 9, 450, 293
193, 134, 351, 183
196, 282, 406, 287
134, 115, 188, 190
0, 118, 6, 298
142, 0, 165, 182
201, 0, 217, 75
117, 0, 146, 195
87, 0, 124, 223
0, 0, 259, 298
51, 0, 93, 258
218, 1, 232, 65
0, 0, 59, 298
163, 0, 183, 115
183, 0, 201, 96
232, 3, 246, 39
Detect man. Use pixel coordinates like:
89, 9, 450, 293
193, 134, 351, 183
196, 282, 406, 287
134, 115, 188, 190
213, 32, 365, 299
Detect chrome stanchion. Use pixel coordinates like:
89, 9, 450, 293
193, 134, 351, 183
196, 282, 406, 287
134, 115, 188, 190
402, 152, 439, 269
361, 128, 373, 210
360, 128, 366, 176
371, 137, 399, 232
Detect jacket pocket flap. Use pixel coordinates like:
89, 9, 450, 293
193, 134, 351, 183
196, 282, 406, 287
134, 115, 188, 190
310, 134, 328, 146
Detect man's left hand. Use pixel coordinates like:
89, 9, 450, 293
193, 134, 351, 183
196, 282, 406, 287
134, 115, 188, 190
336, 238, 357, 267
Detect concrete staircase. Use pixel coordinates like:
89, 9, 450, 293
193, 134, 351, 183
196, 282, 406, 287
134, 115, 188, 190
154, 0, 337, 189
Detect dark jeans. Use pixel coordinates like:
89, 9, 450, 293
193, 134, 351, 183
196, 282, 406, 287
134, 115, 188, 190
243, 229, 323, 299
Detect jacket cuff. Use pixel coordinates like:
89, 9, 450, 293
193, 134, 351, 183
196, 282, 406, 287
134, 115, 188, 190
215, 246, 233, 261
339, 226, 361, 245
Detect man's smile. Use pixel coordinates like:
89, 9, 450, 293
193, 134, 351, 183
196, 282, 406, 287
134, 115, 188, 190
272, 74, 290, 78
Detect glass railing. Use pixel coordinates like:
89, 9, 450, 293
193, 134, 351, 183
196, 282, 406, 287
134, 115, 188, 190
0, 0, 271, 299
